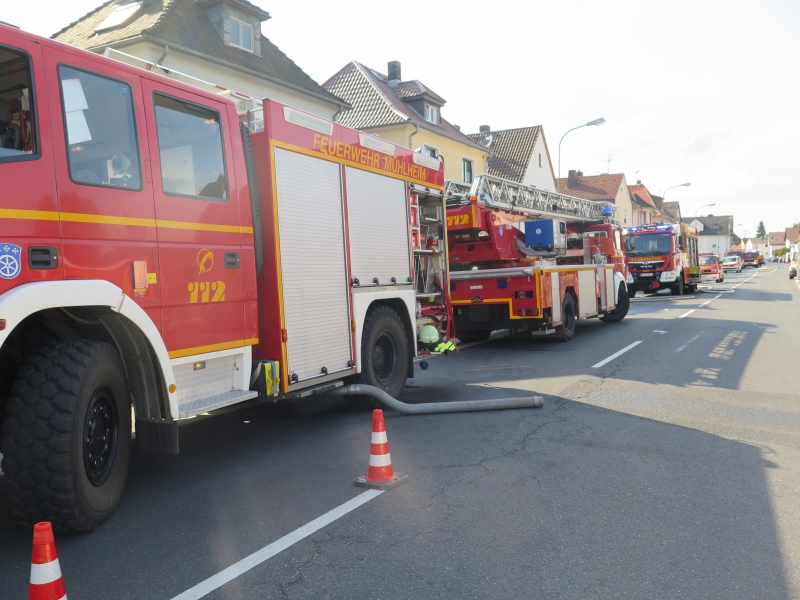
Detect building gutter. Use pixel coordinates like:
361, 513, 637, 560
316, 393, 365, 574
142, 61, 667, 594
407, 119, 419, 150
93, 36, 350, 111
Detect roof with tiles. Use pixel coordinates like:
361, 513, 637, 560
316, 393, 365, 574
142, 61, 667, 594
52, 0, 343, 106
393, 80, 446, 104
555, 173, 626, 202
466, 126, 542, 182
323, 62, 488, 153
785, 227, 800, 243
768, 231, 786, 245
628, 183, 656, 208
694, 215, 733, 236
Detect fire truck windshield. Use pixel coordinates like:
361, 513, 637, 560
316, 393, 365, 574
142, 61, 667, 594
700, 255, 718, 265
624, 233, 672, 256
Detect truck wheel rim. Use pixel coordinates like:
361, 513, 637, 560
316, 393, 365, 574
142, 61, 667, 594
83, 386, 118, 487
373, 332, 398, 386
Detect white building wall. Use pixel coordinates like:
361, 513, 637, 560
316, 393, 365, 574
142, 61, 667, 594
615, 179, 633, 227
521, 135, 556, 191
698, 235, 731, 255
99, 41, 339, 119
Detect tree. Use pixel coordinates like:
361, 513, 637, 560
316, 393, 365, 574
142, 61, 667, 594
756, 221, 766, 238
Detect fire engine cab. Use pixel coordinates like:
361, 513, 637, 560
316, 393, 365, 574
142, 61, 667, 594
623, 222, 700, 296
0, 23, 450, 532
446, 175, 629, 342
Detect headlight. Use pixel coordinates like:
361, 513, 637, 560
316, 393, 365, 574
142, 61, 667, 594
660, 270, 678, 282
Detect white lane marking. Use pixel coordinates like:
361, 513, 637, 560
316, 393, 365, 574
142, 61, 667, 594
678, 310, 695, 319
171, 490, 384, 600
592, 341, 642, 368
713, 294, 722, 299
698, 300, 711, 307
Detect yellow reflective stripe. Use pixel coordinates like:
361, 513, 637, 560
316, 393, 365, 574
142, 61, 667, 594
0, 208, 253, 234
169, 338, 259, 359
0, 208, 60, 221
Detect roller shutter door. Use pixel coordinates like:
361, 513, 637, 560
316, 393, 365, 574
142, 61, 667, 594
274, 149, 352, 383
345, 167, 411, 286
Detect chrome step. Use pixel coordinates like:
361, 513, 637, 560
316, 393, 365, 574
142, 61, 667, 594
178, 390, 258, 418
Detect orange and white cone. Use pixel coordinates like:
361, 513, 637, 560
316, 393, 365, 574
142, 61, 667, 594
354, 409, 408, 490
29, 522, 67, 600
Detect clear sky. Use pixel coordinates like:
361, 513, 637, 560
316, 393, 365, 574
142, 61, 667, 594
3, 0, 799, 236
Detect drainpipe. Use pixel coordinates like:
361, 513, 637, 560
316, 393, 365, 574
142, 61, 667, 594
155, 45, 170, 75
332, 105, 345, 123
407, 118, 419, 150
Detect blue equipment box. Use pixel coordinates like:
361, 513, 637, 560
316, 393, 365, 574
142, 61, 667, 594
524, 219, 567, 251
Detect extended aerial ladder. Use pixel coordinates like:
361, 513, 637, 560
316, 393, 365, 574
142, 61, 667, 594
445, 174, 619, 224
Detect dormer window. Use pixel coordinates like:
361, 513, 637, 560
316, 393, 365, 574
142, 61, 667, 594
424, 104, 439, 124
229, 17, 254, 52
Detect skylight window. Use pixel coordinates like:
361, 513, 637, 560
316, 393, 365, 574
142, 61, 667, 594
94, 2, 142, 33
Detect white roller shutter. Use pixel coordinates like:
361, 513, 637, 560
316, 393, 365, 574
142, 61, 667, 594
274, 149, 352, 383
345, 167, 411, 286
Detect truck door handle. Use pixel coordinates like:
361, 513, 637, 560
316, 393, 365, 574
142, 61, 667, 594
224, 252, 241, 269
28, 246, 58, 270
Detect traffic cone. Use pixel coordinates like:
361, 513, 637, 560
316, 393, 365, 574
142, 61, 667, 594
29, 522, 67, 600
354, 409, 408, 490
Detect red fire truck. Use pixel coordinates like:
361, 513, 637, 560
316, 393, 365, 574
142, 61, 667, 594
0, 23, 451, 531
445, 175, 629, 342
623, 222, 701, 296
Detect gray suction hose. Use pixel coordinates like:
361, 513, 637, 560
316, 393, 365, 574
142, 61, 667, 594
328, 384, 543, 414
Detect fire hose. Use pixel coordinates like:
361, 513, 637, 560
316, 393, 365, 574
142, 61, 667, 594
328, 384, 543, 414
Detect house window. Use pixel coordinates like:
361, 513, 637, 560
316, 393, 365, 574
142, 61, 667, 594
424, 104, 438, 124
229, 17, 254, 52
462, 158, 474, 184
421, 145, 438, 158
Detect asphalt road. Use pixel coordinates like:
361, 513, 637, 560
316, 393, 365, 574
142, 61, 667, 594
1, 265, 799, 599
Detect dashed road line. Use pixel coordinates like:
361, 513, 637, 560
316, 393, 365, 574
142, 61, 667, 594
171, 490, 384, 600
592, 341, 642, 369
678, 309, 695, 318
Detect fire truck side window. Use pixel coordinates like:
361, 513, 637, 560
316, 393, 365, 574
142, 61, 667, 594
0, 45, 37, 161
153, 93, 227, 201
58, 66, 141, 190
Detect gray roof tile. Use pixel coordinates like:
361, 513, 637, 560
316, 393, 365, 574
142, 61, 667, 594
467, 126, 541, 182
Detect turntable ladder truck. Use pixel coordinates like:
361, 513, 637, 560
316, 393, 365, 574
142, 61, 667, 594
0, 22, 451, 532
445, 174, 630, 343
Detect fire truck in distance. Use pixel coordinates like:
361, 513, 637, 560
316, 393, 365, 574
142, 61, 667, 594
445, 175, 630, 343
0, 23, 452, 532
623, 222, 701, 296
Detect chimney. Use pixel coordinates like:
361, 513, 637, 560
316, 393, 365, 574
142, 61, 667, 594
387, 61, 401, 84
576, 170, 583, 176
636, 179, 642, 185
479, 125, 490, 133
567, 169, 578, 189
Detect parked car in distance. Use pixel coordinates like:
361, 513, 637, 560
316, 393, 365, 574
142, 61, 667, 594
723, 255, 743, 273
743, 251, 759, 268
699, 253, 724, 283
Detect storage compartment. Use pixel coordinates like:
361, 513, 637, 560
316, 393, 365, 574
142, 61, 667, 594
525, 219, 567, 251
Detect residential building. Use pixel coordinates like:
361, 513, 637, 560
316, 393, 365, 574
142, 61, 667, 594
323, 61, 489, 184
785, 227, 800, 257
628, 181, 660, 225
768, 231, 786, 256
686, 215, 735, 255
744, 237, 768, 254
555, 170, 633, 226
465, 125, 556, 190
53, 0, 346, 119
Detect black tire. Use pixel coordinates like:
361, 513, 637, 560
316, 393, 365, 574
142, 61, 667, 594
601, 283, 629, 323
671, 273, 685, 295
2, 340, 131, 533
347, 307, 409, 409
554, 293, 577, 342
627, 286, 637, 298
457, 330, 492, 343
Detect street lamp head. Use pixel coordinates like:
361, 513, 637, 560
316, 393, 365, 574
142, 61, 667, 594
681, 182, 691, 187
586, 118, 606, 127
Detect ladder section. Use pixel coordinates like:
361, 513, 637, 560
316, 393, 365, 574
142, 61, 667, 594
445, 174, 618, 224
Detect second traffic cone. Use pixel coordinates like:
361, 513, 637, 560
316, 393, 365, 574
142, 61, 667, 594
354, 409, 408, 490
29, 522, 67, 600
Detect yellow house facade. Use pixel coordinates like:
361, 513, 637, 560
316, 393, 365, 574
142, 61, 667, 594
323, 61, 489, 184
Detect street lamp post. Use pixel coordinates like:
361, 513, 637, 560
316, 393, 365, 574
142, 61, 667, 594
695, 203, 716, 217
557, 118, 606, 193
662, 182, 691, 202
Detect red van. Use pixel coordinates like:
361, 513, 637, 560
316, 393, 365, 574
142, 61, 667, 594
699, 253, 724, 283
